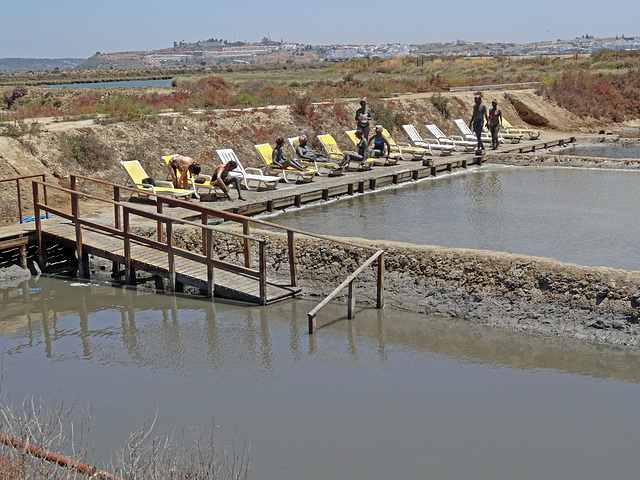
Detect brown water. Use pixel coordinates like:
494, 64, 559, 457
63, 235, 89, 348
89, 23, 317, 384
1, 276, 640, 479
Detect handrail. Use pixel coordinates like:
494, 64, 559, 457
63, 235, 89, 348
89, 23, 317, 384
64, 175, 387, 313
307, 250, 384, 334
0, 173, 48, 223
31, 180, 267, 301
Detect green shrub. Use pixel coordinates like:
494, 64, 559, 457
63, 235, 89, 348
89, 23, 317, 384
430, 93, 451, 118
97, 94, 158, 122
0, 120, 42, 137
59, 132, 111, 169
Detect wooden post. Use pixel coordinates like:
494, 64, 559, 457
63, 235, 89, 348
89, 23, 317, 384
123, 210, 134, 285
113, 186, 121, 229
243, 219, 251, 268
205, 229, 214, 298
72, 193, 89, 279
16, 179, 23, 223
259, 241, 267, 305
156, 202, 164, 242
202, 211, 209, 254
308, 313, 316, 335
287, 230, 296, 287
377, 251, 385, 309
166, 221, 175, 293
347, 279, 356, 319
32, 182, 46, 269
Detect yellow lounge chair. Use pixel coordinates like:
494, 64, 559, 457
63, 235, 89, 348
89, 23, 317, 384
120, 160, 197, 200
216, 148, 280, 190
381, 128, 428, 160
502, 119, 543, 139
481, 124, 522, 143
288, 137, 345, 176
317, 134, 375, 171
401, 125, 455, 156
161, 154, 224, 197
345, 130, 400, 166
254, 144, 316, 183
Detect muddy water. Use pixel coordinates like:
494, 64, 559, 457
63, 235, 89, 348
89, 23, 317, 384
267, 165, 640, 271
1, 276, 640, 479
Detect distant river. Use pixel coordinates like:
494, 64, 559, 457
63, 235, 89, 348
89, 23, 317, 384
44, 79, 172, 88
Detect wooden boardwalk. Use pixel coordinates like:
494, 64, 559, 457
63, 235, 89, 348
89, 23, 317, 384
38, 217, 300, 304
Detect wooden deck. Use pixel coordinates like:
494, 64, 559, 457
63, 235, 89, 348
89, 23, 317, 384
40, 218, 300, 304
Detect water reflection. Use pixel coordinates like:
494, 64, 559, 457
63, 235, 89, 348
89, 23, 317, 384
2, 276, 640, 384
3, 277, 640, 480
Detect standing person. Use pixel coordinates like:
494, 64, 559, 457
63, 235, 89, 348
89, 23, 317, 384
167, 154, 201, 189
273, 137, 308, 171
368, 125, 392, 158
488, 99, 503, 150
355, 98, 373, 139
212, 160, 245, 201
469, 95, 489, 153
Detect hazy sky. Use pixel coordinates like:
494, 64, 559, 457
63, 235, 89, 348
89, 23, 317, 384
3, 0, 639, 58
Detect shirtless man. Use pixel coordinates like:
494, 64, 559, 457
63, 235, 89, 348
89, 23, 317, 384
469, 95, 489, 152
212, 161, 245, 201
167, 155, 201, 189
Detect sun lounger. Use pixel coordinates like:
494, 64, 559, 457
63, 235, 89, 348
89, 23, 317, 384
453, 118, 492, 143
425, 124, 476, 151
345, 130, 400, 166
120, 160, 197, 200
287, 137, 345, 176
503, 119, 543, 139
161, 154, 224, 197
401, 125, 455, 156
317, 134, 375, 171
381, 128, 429, 160
254, 144, 316, 183
215, 148, 280, 190
481, 125, 522, 143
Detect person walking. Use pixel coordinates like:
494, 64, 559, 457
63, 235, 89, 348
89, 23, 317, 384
488, 99, 503, 150
469, 95, 489, 153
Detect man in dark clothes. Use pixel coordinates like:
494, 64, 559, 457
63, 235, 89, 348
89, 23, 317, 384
469, 95, 489, 152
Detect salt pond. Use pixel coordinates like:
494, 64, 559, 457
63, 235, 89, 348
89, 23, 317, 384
2, 165, 640, 479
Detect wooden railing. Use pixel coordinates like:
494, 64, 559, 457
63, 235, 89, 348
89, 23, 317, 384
47, 175, 385, 325
32, 179, 267, 302
0, 173, 48, 223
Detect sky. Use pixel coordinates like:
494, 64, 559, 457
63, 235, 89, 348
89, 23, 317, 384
3, 0, 639, 58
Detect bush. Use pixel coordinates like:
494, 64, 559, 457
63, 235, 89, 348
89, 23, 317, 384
430, 93, 451, 118
0, 120, 42, 138
59, 132, 111, 169
97, 94, 158, 122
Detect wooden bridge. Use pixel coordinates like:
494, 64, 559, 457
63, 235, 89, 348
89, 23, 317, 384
1, 175, 384, 318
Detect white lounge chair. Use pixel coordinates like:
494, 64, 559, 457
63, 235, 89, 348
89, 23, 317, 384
453, 118, 492, 143
425, 124, 477, 151
216, 148, 280, 190
401, 125, 455, 156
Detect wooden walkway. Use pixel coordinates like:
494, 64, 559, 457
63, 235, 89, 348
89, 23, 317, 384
41, 219, 299, 304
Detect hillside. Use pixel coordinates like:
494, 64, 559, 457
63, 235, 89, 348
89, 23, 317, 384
0, 87, 614, 224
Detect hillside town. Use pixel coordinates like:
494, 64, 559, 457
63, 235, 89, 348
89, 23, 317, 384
1, 34, 639, 72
